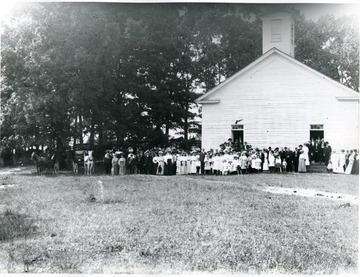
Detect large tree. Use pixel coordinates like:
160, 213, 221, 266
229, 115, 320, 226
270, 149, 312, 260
1, 3, 358, 154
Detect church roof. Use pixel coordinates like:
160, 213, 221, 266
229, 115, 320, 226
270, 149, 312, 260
196, 47, 359, 104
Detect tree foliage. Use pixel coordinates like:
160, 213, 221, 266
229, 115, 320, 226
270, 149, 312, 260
1, 3, 358, 152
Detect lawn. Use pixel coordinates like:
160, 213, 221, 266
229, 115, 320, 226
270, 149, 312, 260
0, 167, 358, 274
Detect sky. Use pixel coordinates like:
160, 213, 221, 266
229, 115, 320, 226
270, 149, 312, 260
1, 1, 359, 21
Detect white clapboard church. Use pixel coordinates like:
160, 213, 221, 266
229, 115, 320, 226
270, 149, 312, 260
196, 10, 359, 151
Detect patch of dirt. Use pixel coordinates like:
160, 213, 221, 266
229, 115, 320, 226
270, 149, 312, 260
0, 184, 16, 189
0, 166, 34, 175
263, 186, 358, 205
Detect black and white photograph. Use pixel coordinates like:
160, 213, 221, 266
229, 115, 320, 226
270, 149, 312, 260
0, 0, 359, 274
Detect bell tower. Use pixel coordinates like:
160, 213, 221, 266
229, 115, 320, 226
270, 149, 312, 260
260, 10, 295, 57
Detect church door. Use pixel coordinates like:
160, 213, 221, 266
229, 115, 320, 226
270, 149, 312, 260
231, 124, 244, 149
310, 124, 324, 140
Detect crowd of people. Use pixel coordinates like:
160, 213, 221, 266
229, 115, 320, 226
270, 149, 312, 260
101, 138, 359, 176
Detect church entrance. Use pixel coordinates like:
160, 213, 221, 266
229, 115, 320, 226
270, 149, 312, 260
231, 124, 244, 149
309, 124, 324, 140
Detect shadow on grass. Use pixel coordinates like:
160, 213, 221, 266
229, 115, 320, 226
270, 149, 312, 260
0, 210, 38, 241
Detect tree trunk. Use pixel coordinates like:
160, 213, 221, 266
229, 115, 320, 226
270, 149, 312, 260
184, 113, 189, 141
89, 119, 95, 149
73, 115, 78, 150
97, 123, 103, 154
79, 114, 83, 146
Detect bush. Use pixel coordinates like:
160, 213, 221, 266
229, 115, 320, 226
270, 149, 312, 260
0, 210, 37, 241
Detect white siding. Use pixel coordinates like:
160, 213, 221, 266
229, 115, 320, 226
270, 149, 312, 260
201, 53, 359, 151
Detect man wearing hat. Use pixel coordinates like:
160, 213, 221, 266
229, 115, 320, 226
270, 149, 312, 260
104, 150, 113, 175
164, 148, 173, 176
127, 147, 136, 174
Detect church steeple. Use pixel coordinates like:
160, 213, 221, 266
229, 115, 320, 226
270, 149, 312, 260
260, 10, 295, 57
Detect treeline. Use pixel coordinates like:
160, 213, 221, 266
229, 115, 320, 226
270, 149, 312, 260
1, 3, 358, 152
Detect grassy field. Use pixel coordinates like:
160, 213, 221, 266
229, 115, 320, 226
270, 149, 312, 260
0, 167, 358, 274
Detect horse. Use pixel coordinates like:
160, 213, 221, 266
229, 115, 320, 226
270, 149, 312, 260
31, 152, 47, 176
84, 150, 95, 175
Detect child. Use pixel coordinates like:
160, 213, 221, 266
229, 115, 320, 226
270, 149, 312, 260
282, 159, 287, 173
327, 161, 333, 173
275, 155, 282, 173
240, 151, 248, 174
254, 155, 262, 173
230, 155, 239, 175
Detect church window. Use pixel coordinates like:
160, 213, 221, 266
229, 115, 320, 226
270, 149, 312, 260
271, 19, 281, 42
291, 23, 295, 45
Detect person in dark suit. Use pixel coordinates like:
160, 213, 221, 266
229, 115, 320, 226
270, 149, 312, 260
285, 147, 292, 172
144, 150, 154, 174
292, 147, 299, 172
319, 138, 325, 164
314, 138, 320, 163
308, 140, 314, 164
260, 150, 265, 172
324, 142, 332, 166
104, 150, 113, 175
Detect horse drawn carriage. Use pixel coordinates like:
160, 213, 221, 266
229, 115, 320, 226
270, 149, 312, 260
31, 152, 59, 175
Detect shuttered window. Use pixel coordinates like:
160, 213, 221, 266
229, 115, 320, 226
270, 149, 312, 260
231, 124, 244, 130
271, 19, 282, 42
310, 124, 324, 130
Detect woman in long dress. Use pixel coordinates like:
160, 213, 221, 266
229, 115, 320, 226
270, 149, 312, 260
204, 153, 211, 174
303, 143, 310, 167
212, 153, 220, 175
345, 150, 355, 175
351, 151, 359, 175
262, 149, 269, 172
240, 151, 248, 174
190, 151, 198, 174
298, 145, 307, 173
118, 153, 126, 175
112, 154, 120, 175
157, 151, 165, 175
338, 150, 346, 174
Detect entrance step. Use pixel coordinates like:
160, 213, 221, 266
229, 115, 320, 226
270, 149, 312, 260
307, 162, 328, 173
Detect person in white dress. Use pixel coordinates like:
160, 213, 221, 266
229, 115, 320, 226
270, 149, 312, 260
303, 143, 310, 166
222, 152, 229, 175
190, 151, 198, 174
240, 151, 248, 174
204, 153, 211, 174
118, 153, 126, 175
213, 153, 220, 175
254, 154, 262, 173
157, 151, 164, 175
331, 151, 340, 173
298, 145, 307, 173
268, 151, 275, 173
262, 149, 269, 172
186, 152, 192, 174
152, 153, 159, 174
338, 150, 346, 174
232, 155, 240, 174
345, 150, 355, 174
179, 152, 186, 175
